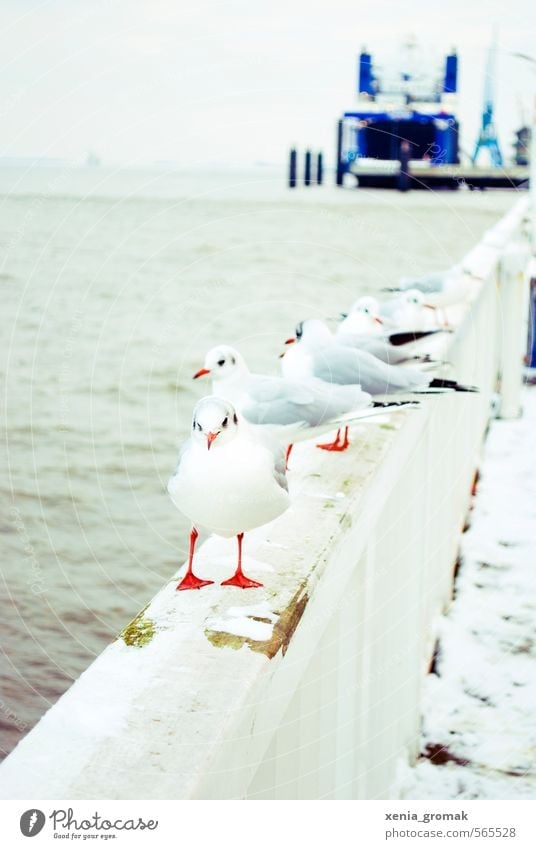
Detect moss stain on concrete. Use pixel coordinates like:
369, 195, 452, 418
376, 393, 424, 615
120, 605, 156, 648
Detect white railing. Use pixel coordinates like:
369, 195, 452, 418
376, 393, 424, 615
0, 199, 530, 801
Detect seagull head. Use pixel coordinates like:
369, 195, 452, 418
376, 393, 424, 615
192, 396, 239, 451
402, 289, 425, 307
285, 319, 333, 350
350, 295, 383, 324
193, 345, 248, 383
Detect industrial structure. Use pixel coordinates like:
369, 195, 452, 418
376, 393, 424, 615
471, 38, 503, 167
335, 43, 528, 190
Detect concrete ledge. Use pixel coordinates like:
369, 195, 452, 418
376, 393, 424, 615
0, 198, 529, 801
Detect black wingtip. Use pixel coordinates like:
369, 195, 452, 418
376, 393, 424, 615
388, 329, 443, 346
429, 378, 479, 393
372, 400, 421, 408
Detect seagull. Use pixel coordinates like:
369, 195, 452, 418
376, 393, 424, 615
338, 294, 438, 338
338, 296, 385, 336
336, 299, 444, 365
168, 396, 289, 590
192, 345, 412, 456
336, 293, 441, 365
282, 319, 478, 399
384, 264, 473, 327
376, 290, 436, 331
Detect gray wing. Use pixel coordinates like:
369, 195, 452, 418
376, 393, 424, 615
400, 272, 445, 294
272, 443, 289, 493
337, 333, 409, 365
248, 374, 315, 405
313, 345, 428, 394
242, 373, 367, 427
255, 429, 288, 493
312, 344, 372, 385
242, 375, 316, 426
378, 298, 400, 319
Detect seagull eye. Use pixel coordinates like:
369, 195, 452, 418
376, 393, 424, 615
217, 359, 225, 367
222, 416, 228, 427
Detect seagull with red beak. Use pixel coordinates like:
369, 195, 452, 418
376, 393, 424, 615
340, 291, 435, 332
336, 295, 443, 365
376, 290, 436, 330
168, 396, 289, 590
383, 264, 473, 328
338, 295, 385, 337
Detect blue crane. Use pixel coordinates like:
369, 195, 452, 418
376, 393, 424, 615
472, 38, 503, 166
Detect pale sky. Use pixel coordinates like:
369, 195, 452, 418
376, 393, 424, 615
0, 0, 535, 168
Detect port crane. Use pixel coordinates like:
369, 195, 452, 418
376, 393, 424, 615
472, 38, 503, 167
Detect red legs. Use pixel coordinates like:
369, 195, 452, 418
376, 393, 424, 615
316, 425, 350, 452
177, 530, 262, 592
176, 527, 214, 591
285, 443, 293, 470
221, 533, 263, 589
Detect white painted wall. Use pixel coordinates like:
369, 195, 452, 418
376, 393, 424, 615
0, 199, 529, 801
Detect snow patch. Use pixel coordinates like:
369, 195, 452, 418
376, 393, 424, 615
206, 601, 279, 641
206, 617, 273, 641
395, 387, 536, 800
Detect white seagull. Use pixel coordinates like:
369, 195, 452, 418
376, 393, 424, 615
376, 290, 436, 331
338, 296, 385, 337
336, 298, 443, 365
283, 319, 477, 398
338, 293, 439, 337
385, 264, 473, 326
168, 396, 289, 590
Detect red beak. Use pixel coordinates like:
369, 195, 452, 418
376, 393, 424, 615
284, 337, 296, 345
424, 304, 437, 311
206, 431, 218, 450
374, 316, 383, 325
193, 367, 211, 379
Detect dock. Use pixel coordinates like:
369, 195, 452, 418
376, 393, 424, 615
333, 45, 530, 192
347, 159, 529, 191
0, 200, 531, 800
